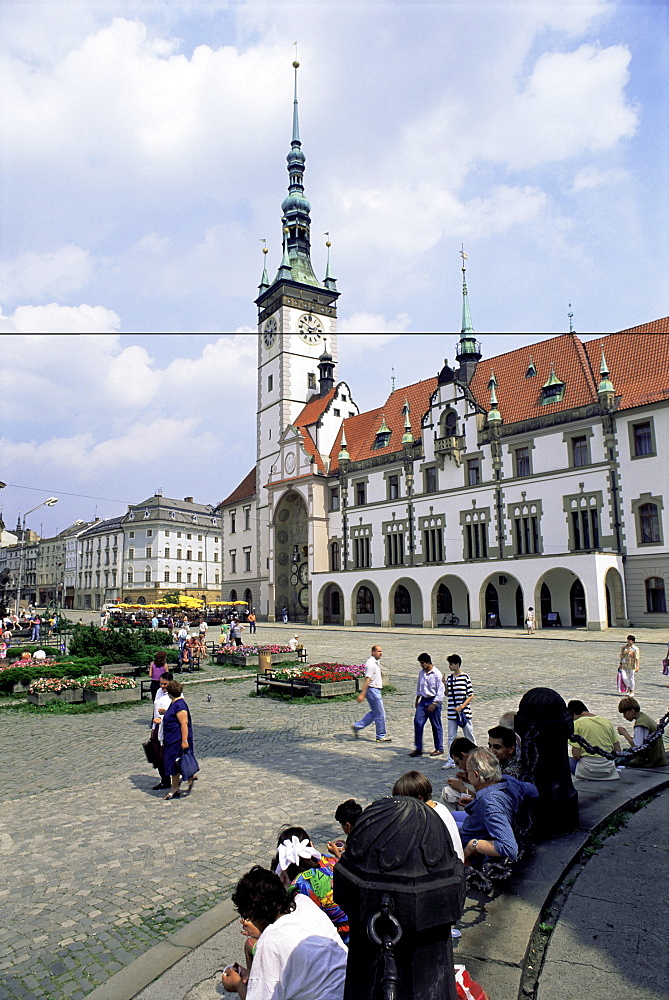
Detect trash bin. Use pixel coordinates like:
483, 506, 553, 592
258, 650, 271, 674
334, 795, 465, 1000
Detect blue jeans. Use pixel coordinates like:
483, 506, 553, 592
354, 687, 387, 738
414, 698, 443, 752
446, 715, 475, 763
248, 622, 256, 633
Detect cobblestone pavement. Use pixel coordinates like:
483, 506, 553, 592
1, 626, 668, 1000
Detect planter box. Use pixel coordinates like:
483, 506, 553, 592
216, 651, 296, 668
305, 679, 357, 698
28, 688, 84, 706
12, 680, 32, 694
83, 687, 141, 705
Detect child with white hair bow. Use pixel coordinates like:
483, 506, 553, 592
273, 826, 350, 943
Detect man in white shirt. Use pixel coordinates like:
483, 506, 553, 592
351, 645, 391, 742
409, 652, 445, 758
222, 867, 347, 1000
151, 671, 173, 790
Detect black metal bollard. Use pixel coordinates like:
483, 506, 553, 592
516, 686, 578, 837
333, 796, 465, 1000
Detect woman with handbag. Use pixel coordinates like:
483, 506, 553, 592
162, 680, 199, 800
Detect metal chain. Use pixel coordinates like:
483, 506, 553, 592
570, 710, 669, 761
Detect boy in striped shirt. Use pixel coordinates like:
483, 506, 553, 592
443, 653, 475, 769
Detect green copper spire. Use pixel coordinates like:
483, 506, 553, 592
597, 350, 615, 400
323, 235, 337, 291
275, 58, 321, 287
277, 226, 292, 281
338, 424, 350, 463
487, 375, 502, 424
258, 242, 270, 293
460, 246, 474, 335
402, 399, 414, 445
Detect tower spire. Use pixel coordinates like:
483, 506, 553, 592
460, 245, 474, 335
258, 240, 270, 293
323, 234, 337, 291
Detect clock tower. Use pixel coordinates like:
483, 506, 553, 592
256, 58, 340, 478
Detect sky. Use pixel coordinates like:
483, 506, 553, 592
0, 0, 666, 535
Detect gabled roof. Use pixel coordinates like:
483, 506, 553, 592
297, 426, 326, 472
469, 333, 602, 424
218, 468, 257, 508
585, 325, 669, 411
329, 378, 439, 471
295, 387, 337, 427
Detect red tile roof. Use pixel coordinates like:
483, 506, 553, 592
294, 387, 337, 427
330, 378, 438, 470
218, 468, 256, 507
297, 426, 326, 473
585, 327, 669, 411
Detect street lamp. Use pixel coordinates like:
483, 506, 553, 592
15, 497, 58, 616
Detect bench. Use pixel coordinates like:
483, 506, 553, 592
255, 672, 309, 697
100, 662, 143, 679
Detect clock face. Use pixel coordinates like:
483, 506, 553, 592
297, 314, 323, 341
263, 317, 278, 347
299, 562, 309, 585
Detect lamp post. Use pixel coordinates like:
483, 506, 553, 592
15, 497, 58, 616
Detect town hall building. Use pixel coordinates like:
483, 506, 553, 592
217, 64, 669, 631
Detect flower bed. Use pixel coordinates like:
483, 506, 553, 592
82, 675, 140, 705
216, 644, 295, 668
260, 663, 365, 699
27, 676, 85, 705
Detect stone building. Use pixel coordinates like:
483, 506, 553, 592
217, 66, 669, 630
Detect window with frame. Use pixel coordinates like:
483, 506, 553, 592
145, 568, 151, 582
513, 511, 541, 554
571, 436, 589, 467
215, 571, 220, 585
146, 529, 152, 537
244, 506, 251, 530
198, 551, 203, 561
385, 529, 405, 566
387, 474, 400, 500
639, 502, 661, 543
164, 547, 170, 558
128, 548, 134, 559
213, 551, 219, 562
308, 373, 317, 389
164, 570, 170, 582
244, 549, 251, 572
186, 549, 192, 561
187, 571, 192, 583
354, 535, 371, 569
146, 547, 152, 558
176, 547, 182, 560
570, 506, 601, 550
514, 447, 531, 477
423, 527, 443, 563
330, 541, 340, 572
230, 512, 236, 534
230, 551, 237, 574
329, 488, 340, 511
467, 458, 481, 486
633, 421, 653, 456
645, 577, 666, 613
268, 374, 274, 392
176, 570, 182, 583
461, 510, 489, 560
127, 569, 133, 583
355, 482, 366, 506
424, 466, 438, 494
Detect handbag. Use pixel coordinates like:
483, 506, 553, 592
142, 738, 159, 768
448, 674, 469, 729
662, 658, 669, 676
456, 711, 469, 728
178, 748, 200, 781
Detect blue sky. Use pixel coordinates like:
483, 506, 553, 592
0, 1, 666, 535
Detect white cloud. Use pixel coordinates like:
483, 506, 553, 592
572, 165, 630, 191
0, 304, 121, 332
0, 245, 92, 300
339, 314, 410, 334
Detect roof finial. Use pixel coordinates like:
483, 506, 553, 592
338, 424, 350, 463
402, 398, 414, 445
258, 238, 270, 292
292, 46, 300, 145
488, 371, 498, 406
323, 233, 337, 290
568, 303, 574, 333
391, 366, 396, 392
600, 349, 610, 377
460, 245, 474, 335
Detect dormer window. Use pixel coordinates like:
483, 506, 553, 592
372, 414, 392, 450
525, 357, 537, 378
192, 515, 198, 523
144, 509, 150, 518
541, 366, 566, 404
169, 511, 176, 520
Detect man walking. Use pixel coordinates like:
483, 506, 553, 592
248, 608, 257, 634
409, 653, 445, 758
352, 645, 391, 743
443, 653, 475, 769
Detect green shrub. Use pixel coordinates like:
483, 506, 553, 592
0, 657, 105, 691
7, 645, 61, 660
69, 625, 172, 663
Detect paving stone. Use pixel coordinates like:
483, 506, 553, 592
2, 626, 668, 1000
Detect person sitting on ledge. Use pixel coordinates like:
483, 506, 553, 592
327, 799, 363, 858
222, 865, 347, 999
567, 700, 621, 780
487, 726, 524, 779
392, 770, 464, 863
457, 748, 538, 863
617, 697, 668, 768
440, 737, 477, 812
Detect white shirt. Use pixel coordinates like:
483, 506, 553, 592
431, 801, 465, 863
153, 690, 171, 743
247, 894, 347, 1000
364, 655, 383, 689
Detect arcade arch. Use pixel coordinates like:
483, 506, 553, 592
319, 582, 344, 625
604, 567, 625, 627
534, 568, 587, 628
480, 572, 524, 628
389, 577, 424, 627
430, 576, 470, 626
352, 581, 381, 626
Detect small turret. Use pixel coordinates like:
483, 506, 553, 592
258, 242, 270, 294
486, 372, 502, 427
597, 350, 615, 411
338, 425, 350, 465
402, 399, 414, 446
318, 343, 335, 395
323, 237, 337, 291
